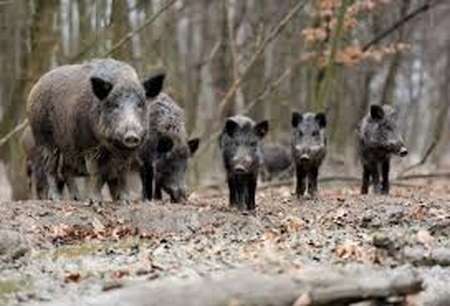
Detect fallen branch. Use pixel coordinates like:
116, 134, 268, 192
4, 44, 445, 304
0, 119, 28, 148
297, 269, 422, 306
403, 247, 450, 267
41, 268, 422, 306
396, 172, 450, 181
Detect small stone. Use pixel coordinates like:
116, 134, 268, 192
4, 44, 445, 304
372, 232, 392, 249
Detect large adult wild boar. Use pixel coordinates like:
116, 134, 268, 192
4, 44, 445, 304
27, 59, 165, 200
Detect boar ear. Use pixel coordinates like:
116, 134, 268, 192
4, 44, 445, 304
370, 105, 384, 120
225, 119, 239, 137
143, 73, 165, 98
157, 136, 173, 154
255, 120, 269, 139
91, 77, 113, 100
291, 112, 303, 127
315, 113, 327, 128
188, 138, 200, 155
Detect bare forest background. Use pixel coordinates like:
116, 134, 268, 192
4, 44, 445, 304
0, 0, 449, 200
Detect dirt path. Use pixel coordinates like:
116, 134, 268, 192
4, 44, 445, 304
0, 181, 449, 305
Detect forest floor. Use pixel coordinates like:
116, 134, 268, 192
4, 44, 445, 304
0, 179, 449, 306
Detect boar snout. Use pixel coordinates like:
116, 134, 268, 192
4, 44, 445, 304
399, 146, 408, 157
295, 145, 310, 162
233, 155, 253, 174
123, 131, 142, 148
300, 153, 310, 162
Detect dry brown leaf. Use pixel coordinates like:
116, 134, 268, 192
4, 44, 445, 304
64, 272, 81, 283
281, 216, 306, 233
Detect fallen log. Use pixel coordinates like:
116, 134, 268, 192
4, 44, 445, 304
40, 268, 423, 306
403, 246, 450, 267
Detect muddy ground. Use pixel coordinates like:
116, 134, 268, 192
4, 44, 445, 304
0, 179, 449, 305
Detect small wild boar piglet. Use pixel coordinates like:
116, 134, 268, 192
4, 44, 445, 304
359, 104, 408, 195
27, 59, 165, 201
291, 112, 327, 198
220, 115, 269, 210
139, 93, 200, 203
260, 143, 293, 182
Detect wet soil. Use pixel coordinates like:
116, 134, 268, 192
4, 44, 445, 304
0, 180, 449, 305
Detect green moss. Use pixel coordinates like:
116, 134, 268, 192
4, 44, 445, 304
52, 243, 99, 259
0, 278, 33, 305
34, 237, 143, 260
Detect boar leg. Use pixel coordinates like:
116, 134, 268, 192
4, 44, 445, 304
66, 177, 80, 200
88, 175, 104, 201
47, 160, 62, 200
85, 158, 104, 201
227, 176, 237, 207
381, 159, 390, 195
140, 160, 153, 201
235, 176, 248, 210
372, 164, 381, 194
295, 164, 307, 198
56, 176, 66, 198
33, 163, 49, 200
247, 174, 257, 210
47, 174, 62, 200
308, 167, 319, 197
361, 165, 371, 194
108, 174, 130, 201
154, 180, 163, 200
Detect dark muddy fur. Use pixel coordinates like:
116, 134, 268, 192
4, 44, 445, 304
27, 58, 164, 201
260, 143, 293, 182
291, 112, 327, 198
219, 115, 269, 210
138, 93, 200, 203
358, 104, 408, 195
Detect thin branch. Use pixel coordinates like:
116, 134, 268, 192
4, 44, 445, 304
193, 54, 310, 159
398, 139, 439, 175
0, 119, 28, 148
217, 0, 309, 117
362, 0, 445, 52
102, 0, 178, 57
314, 0, 351, 111
243, 54, 316, 115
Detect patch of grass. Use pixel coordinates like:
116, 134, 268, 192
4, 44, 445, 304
52, 243, 99, 259
0, 278, 33, 305
34, 237, 144, 260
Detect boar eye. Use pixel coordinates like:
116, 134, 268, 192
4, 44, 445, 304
250, 140, 258, 147
298, 131, 304, 137
312, 131, 319, 137
137, 99, 145, 109
106, 100, 118, 109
